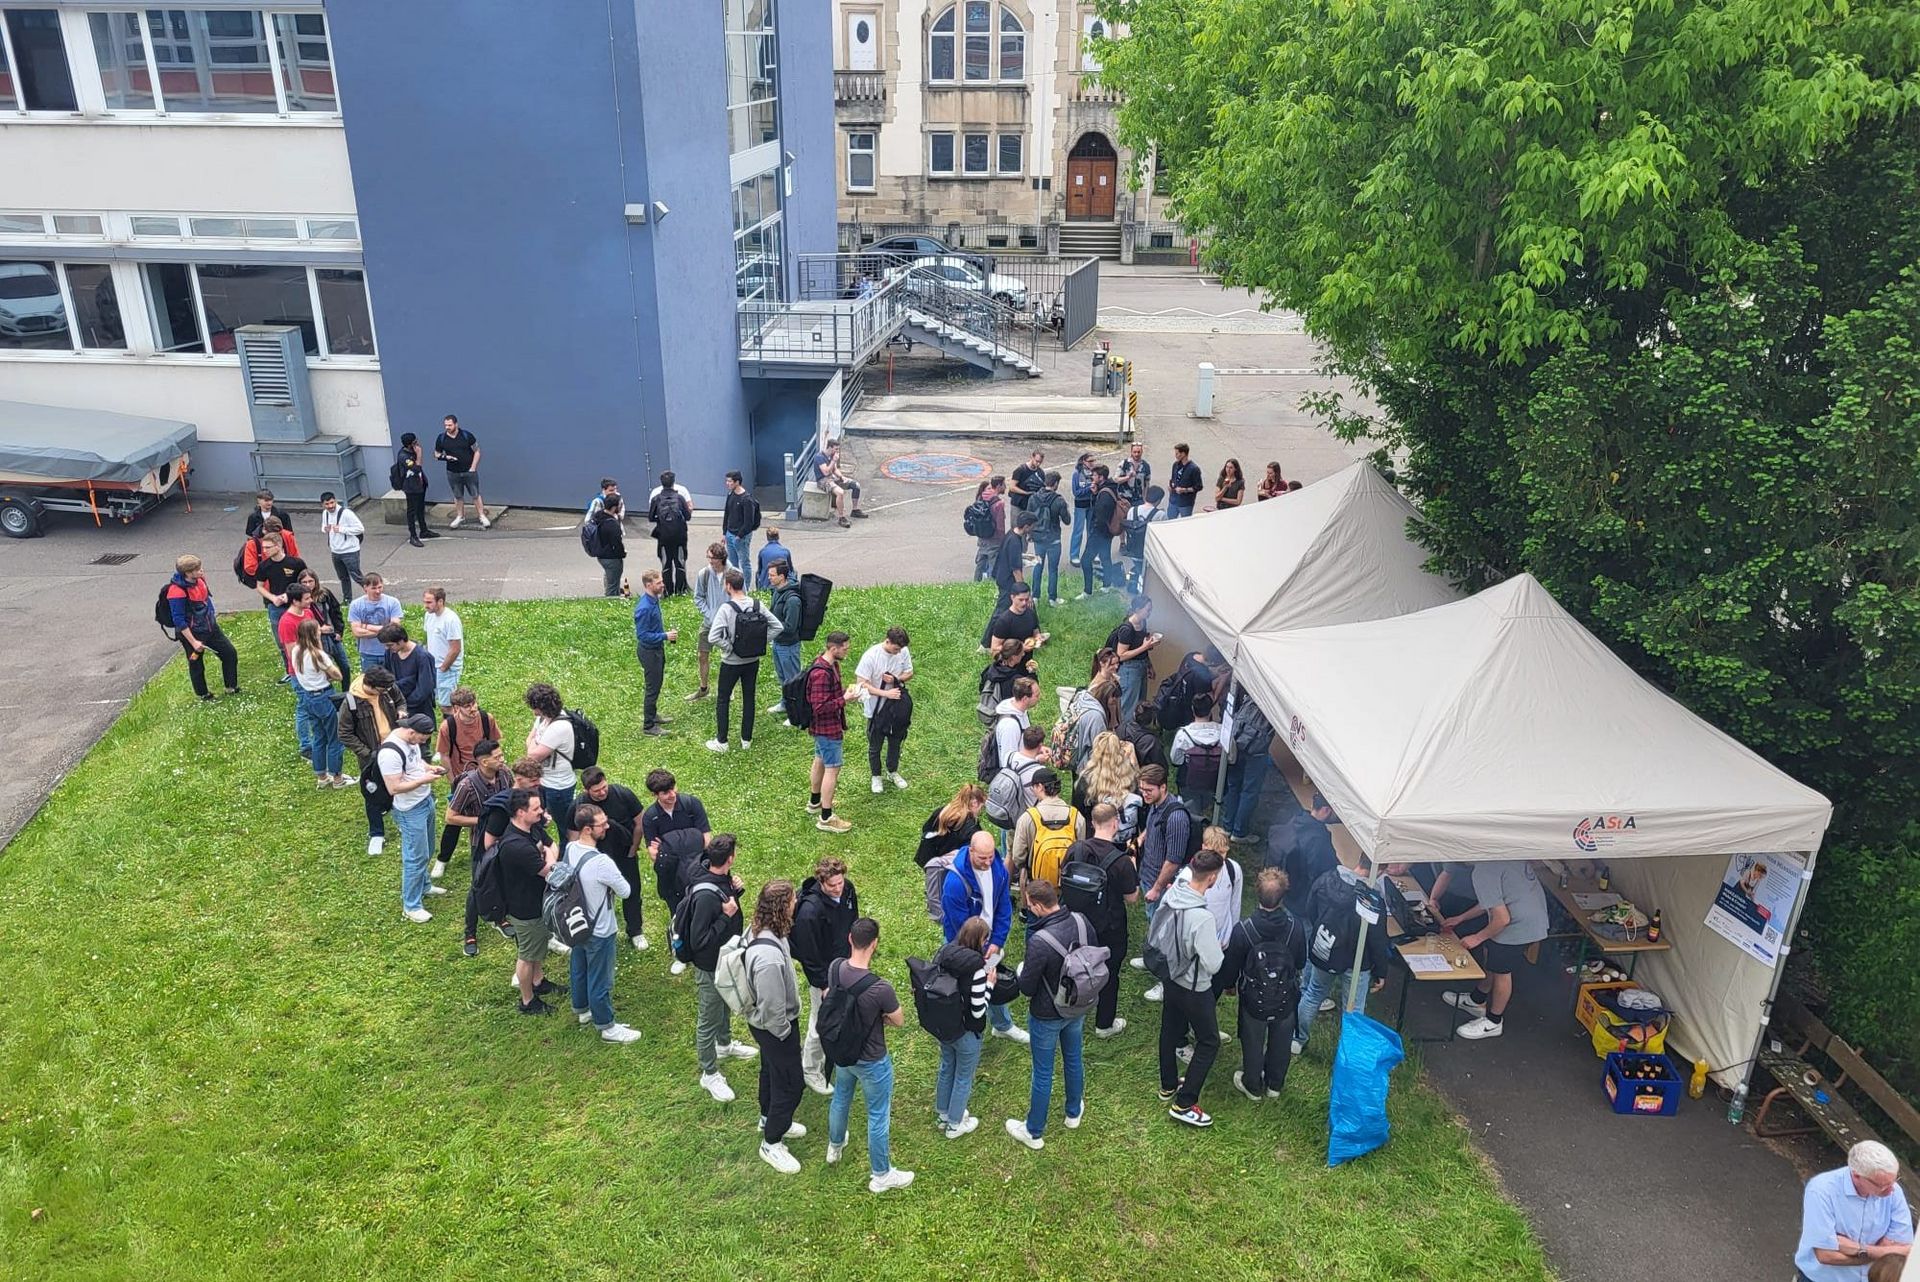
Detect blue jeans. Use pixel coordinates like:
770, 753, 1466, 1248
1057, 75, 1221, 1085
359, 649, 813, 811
989, 1001, 1016, 1033
541, 785, 575, 830
266, 603, 286, 653
1069, 505, 1089, 562
773, 641, 802, 687
725, 532, 751, 575
570, 931, 618, 1029
1026, 1014, 1086, 1137
1295, 962, 1369, 1050
297, 686, 344, 777
935, 1030, 983, 1126
1221, 749, 1270, 837
394, 798, 436, 912
1118, 658, 1149, 723
828, 1053, 895, 1175
434, 662, 463, 707
323, 635, 352, 687
1169, 498, 1195, 519
1033, 540, 1061, 601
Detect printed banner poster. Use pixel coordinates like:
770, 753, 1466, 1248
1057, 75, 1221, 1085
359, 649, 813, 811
1702, 851, 1806, 966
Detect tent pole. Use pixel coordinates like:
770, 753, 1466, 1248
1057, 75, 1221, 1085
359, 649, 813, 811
1211, 684, 1235, 826
1735, 845, 1820, 1101
1346, 864, 1383, 1014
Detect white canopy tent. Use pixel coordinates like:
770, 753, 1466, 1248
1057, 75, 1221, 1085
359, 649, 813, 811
1142, 461, 1461, 650
1229, 573, 1832, 1081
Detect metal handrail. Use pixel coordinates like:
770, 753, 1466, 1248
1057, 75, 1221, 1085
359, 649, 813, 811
795, 252, 1041, 371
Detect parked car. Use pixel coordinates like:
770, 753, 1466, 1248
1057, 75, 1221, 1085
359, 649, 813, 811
883, 256, 1029, 309
0, 263, 69, 341
866, 234, 959, 265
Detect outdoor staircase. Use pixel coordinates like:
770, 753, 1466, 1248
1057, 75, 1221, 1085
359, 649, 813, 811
1059, 223, 1123, 261
901, 308, 1043, 379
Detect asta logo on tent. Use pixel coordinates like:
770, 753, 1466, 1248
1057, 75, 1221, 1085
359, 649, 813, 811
1287, 715, 1307, 749
1572, 814, 1637, 852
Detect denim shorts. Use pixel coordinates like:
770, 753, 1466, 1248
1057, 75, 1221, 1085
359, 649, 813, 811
447, 471, 480, 499
812, 734, 844, 767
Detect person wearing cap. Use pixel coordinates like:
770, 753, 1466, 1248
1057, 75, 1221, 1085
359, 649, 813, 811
1271, 791, 1339, 918
382, 712, 447, 922
1794, 1139, 1911, 1281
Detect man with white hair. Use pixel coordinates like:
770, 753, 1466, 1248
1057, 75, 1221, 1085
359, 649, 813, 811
1794, 1139, 1912, 1281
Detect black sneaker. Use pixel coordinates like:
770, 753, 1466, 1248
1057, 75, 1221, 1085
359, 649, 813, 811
421, 528, 443, 539
1168, 1105, 1213, 1128
462, 937, 478, 958
519, 997, 553, 1016
533, 978, 565, 997
495, 921, 515, 938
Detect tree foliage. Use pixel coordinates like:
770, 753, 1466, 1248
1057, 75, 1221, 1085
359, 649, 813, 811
1099, 0, 1920, 1080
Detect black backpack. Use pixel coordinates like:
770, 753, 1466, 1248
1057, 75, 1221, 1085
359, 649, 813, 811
360, 742, 403, 811
797, 573, 833, 641
650, 493, 688, 542
782, 670, 814, 730
232, 537, 262, 588
728, 600, 770, 659
671, 881, 723, 963
962, 497, 995, 538
580, 517, 606, 559
388, 455, 408, 490
743, 494, 762, 532
1155, 667, 1202, 733
470, 838, 508, 922
1061, 843, 1123, 923
907, 956, 967, 1043
1180, 737, 1225, 794
976, 714, 1017, 783
1237, 918, 1302, 1022
818, 960, 881, 1067
154, 584, 182, 638
1308, 877, 1366, 972
1158, 798, 1205, 861
560, 709, 600, 770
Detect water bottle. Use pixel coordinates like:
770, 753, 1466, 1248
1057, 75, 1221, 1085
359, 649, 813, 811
1726, 1081, 1748, 1124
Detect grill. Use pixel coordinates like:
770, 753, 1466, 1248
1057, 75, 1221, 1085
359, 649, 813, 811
91, 553, 138, 566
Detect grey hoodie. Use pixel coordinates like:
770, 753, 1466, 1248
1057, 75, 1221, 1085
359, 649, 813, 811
1068, 688, 1107, 772
745, 930, 801, 1038
1162, 879, 1226, 992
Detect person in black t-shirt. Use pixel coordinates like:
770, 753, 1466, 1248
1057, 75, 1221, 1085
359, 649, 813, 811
496, 788, 562, 1015
641, 768, 711, 974
1008, 449, 1046, 512
988, 587, 1048, 655
432, 413, 490, 529
253, 532, 309, 656
582, 766, 648, 951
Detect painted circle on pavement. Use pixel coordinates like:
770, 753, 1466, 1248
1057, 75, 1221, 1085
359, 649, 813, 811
880, 452, 992, 486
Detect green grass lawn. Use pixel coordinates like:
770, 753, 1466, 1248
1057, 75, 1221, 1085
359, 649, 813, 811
0, 583, 1550, 1281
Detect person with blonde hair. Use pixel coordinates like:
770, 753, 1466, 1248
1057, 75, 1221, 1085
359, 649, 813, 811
916, 783, 986, 867
1073, 731, 1144, 844
163, 553, 240, 700
289, 616, 347, 787
745, 879, 808, 1173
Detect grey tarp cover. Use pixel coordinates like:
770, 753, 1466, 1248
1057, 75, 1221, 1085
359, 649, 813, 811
0, 400, 196, 485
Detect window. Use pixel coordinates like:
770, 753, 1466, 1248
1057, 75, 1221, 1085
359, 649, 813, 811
963, 1, 989, 81
732, 165, 784, 307
724, 0, 777, 158
188, 216, 298, 239
2, 9, 78, 111
118, 262, 373, 358
846, 131, 875, 191
1083, 16, 1105, 71
0, 259, 124, 351
194, 263, 317, 354
142, 263, 204, 352
963, 132, 989, 175
928, 131, 955, 176
928, 8, 954, 81
315, 268, 373, 355
997, 133, 1023, 175
82, 8, 337, 117
999, 9, 1024, 81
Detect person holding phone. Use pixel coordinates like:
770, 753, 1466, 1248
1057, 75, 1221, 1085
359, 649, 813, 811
1107, 595, 1162, 723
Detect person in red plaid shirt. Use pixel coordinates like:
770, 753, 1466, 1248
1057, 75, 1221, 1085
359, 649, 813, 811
805, 631, 862, 834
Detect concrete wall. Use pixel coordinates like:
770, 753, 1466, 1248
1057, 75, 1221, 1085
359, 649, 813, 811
0, 120, 355, 214
325, 0, 670, 510
779, 1, 838, 263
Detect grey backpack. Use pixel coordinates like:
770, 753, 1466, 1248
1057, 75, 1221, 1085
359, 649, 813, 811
1030, 912, 1111, 1020
924, 852, 957, 922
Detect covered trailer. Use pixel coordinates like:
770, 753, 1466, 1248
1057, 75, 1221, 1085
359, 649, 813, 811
0, 400, 195, 537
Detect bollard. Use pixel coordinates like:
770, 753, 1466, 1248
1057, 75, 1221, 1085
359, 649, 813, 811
1195, 362, 1216, 418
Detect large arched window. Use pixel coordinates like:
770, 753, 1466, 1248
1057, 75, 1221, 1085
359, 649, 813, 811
929, 5, 1027, 83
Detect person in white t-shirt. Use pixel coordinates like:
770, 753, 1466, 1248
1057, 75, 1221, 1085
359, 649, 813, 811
423, 586, 465, 706
382, 714, 447, 923
524, 681, 579, 831
855, 626, 915, 792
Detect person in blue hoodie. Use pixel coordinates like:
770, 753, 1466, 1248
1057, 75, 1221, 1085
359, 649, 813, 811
164, 555, 240, 700
940, 831, 1028, 1044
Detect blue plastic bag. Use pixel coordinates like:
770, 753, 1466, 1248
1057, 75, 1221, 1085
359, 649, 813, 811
1327, 1011, 1405, 1167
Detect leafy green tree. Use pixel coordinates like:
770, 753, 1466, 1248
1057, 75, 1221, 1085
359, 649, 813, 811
1098, 0, 1920, 1079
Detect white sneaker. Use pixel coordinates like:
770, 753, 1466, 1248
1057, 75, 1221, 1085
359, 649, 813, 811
1233, 1071, 1262, 1102
403, 907, 432, 923
739, 739, 750, 750
1094, 1018, 1128, 1038
766, 701, 785, 714
991, 1023, 1031, 1045
479, 515, 492, 529
548, 938, 571, 956
670, 959, 688, 976
1175, 1045, 1193, 1065
631, 933, 649, 952
1218, 1029, 1232, 1043
871, 776, 884, 794
1143, 983, 1164, 1002
868, 1168, 915, 1194
891, 773, 909, 790
424, 884, 447, 897
720, 1040, 759, 1060
1290, 1039, 1306, 1056
367, 835, 385, 856
1129, 956, 1146, 971
1319, 997, 1337, 1013
449, 515, 463, 529
1004, 1119, 1044, 1150
577, 1009, 595, 1024
943, 1114, 979, 1139
602, 1024, 642, 1044
1074, 591, 1091, 601
757, 1118, 807, 1138
805, 1074, 832, 1096
1457, 1017, 1504, 1040
700, 1072, 735, 1102
430, 860, 446, 879
1441, 991, 1488, 1016
759, 1141, 800, 1174
826, 1142, 843, 1165
1063, 1106, 1085, 1130
705, 739, 729, 754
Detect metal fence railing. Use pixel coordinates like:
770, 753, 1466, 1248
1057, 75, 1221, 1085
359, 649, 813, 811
1059, 256, 1100, 348
838, 221, 1046, 255
736, 286, 907, 372
796, 252, 1042, 373
813, 246, 1099, 352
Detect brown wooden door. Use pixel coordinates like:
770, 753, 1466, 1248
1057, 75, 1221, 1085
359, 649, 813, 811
1090, 159, 1116, 218
1066, 158, 1094, 218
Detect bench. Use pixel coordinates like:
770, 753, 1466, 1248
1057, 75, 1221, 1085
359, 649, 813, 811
1754, 994, 1920, 1207
797, 481, 834, 521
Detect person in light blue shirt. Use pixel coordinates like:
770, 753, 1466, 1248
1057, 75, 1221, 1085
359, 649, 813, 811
348, 573, 404, 670
1794, 1141, 1912, 1282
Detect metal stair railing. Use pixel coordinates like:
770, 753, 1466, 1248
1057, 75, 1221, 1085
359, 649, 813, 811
795, 253, 1041, 372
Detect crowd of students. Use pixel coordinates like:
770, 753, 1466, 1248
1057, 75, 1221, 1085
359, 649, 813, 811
158, 461, 1421, 1192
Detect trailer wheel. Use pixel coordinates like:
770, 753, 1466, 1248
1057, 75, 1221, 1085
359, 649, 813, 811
0, 497, 44, 538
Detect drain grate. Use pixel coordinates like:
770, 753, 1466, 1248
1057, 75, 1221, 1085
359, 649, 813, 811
91, 553, 138, 566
